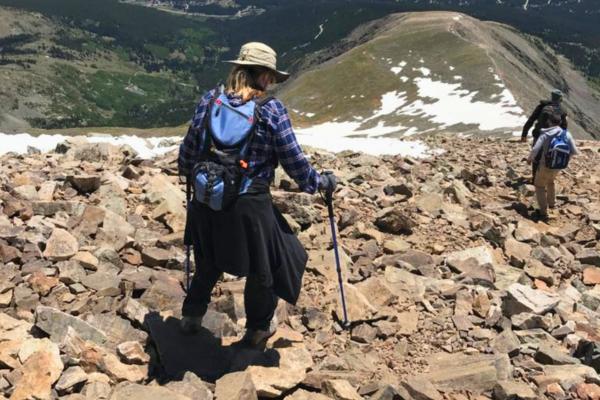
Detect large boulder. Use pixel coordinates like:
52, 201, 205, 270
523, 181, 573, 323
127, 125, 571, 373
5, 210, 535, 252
577, 249, 600, 267
420, 353, 512, 393
375, 206, 416, 235
215, 371, 258, 400
503, 284, 560, 316
446, 246, 496, 269
97, 210, 135, 251
43, 228, 79, 261
68, 174, 102, 194
81, 272, 122, 296
10, 339, 64, 400
165, 371, 213, 400
246, 346, 314, 398
493, 381, 537, 400
140, 277, 185, 312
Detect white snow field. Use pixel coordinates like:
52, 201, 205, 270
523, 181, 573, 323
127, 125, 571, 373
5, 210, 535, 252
300, 64, 527, 139
0, 132, 180, 159
0, 130, 436, 158
380, 66, 527, 132
405, 78, 527, 131
296, 123, 435, 157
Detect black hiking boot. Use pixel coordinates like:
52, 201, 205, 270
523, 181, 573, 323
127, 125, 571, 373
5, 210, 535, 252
236, 316, 278, 348
531, 210, 549, 222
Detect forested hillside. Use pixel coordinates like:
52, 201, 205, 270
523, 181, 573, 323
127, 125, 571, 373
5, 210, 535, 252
0, 0, 598, 131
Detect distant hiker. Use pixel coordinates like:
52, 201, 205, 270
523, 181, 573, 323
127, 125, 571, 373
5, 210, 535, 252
521, 89, 568, 177
527, 109, 578, 220
178, 42, 337, 346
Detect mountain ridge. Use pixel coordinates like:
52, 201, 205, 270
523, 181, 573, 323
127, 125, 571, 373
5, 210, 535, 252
280, 11, 600, 140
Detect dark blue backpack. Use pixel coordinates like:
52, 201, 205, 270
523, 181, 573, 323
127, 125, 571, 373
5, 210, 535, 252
190, 91, 272, 211
545, 130, 572, 170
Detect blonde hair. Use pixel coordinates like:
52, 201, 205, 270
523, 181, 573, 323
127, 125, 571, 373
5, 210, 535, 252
225, 65, 274, 102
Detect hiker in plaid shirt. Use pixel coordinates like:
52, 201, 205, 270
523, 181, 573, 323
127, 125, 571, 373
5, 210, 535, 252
178, 42, 337, 347
179, 88, 321, 194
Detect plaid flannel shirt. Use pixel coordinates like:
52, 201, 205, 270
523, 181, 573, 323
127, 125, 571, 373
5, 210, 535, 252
178, 89, 320, 194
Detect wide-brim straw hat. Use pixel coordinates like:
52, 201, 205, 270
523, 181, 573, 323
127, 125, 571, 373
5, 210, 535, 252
225, 42, 290, 83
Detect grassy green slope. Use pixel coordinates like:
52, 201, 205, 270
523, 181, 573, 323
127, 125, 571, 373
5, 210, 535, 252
281, 13, 506, 132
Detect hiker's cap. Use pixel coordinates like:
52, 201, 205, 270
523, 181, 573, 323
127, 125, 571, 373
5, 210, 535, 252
551, 89, 564, 101
225, 42, 290, 83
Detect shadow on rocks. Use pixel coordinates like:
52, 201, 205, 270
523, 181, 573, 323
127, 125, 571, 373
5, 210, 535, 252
510, 201, 531, 219
143, 311, 280, 384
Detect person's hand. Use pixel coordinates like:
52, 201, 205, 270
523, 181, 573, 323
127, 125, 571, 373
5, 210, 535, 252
319, 171, 337, 196
520, 136, 527, 143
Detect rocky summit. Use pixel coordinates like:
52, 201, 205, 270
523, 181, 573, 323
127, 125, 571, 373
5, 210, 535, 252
0, 135, 599, 400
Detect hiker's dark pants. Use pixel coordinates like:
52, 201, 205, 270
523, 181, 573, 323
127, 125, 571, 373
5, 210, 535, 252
182, 261, 278, 331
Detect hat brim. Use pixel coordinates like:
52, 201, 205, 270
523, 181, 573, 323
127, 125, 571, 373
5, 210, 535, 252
224, 60, 290, 83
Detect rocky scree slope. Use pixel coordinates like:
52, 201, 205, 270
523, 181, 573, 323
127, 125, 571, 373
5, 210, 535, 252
0, 136, 599, 399
280, 12, 600, 140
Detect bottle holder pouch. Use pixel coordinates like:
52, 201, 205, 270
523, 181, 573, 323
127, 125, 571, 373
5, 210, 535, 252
193, 160, 241, 211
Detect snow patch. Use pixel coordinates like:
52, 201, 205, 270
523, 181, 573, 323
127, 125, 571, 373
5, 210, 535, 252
0, 133, 68, 155
414, 67, 431, 76
293, 90, 437, 157
295, 122, 434, 157
0, 132, 179, 159
401, 77, 527, 131
365, 91, 408, 121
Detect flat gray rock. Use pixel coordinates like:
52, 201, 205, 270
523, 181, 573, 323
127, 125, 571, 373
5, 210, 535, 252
109, 383, 190, 400
35, 306, 107, 346
503, 283, 560, 316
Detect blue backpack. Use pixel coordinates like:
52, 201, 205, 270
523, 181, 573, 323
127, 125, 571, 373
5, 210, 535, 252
545, 130, 572, 170
190, 91, 272, 211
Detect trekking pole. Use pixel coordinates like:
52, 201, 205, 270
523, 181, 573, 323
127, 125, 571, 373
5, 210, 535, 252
324, 188, 350, 329
183, 178, 192, 293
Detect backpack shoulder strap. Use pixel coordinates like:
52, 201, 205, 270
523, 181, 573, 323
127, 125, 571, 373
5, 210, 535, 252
256, 95, 275, 111
254, 96, 275, 121
256, 96, 275, 107
200, 92, 218, 156
237, 96, 276, 172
